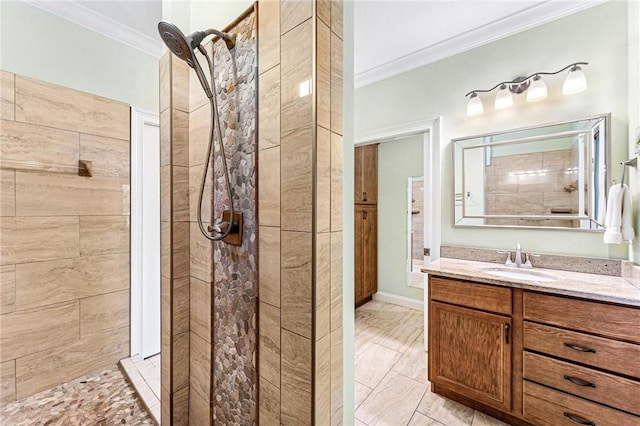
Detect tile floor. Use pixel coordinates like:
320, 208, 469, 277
120, 354, 161, 423
410, 260, 425, 289
354, 300, 509, 426
0, 365, 153, 425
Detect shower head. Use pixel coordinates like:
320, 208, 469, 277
158, 21, 198, 66
158, 21, 236, 99
158, 21, 236, 65
158, 20, 213, 98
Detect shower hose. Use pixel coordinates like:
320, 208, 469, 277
196, 44, 235, 242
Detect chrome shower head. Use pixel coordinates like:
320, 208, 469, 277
158, 20, 213, 98
158, 21, 199, 66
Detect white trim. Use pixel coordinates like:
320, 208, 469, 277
355, 0, 607, 88
25, 0, 163, 58
373, 291, 423, 312
355, 118, 440, 146
130, 108, 160, 357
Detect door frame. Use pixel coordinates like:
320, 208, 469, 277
355, 117, 441, 349
130, 107, 160, 357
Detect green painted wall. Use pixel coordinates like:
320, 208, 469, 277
355, 2, 632, 260
376, 135, 424, 301
0, 1, 159, 111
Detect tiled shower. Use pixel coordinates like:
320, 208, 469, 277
161, 0, 344, 424
159, 7, 259, 424
0, 72, 131, 404
0, 0, 344, 424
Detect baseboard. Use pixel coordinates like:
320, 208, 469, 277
372, 291, 424, 311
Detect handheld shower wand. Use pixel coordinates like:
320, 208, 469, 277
158, 21, 241, 243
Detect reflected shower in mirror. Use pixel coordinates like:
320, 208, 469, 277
453, 114, 610, 230
407, 176, 426, 288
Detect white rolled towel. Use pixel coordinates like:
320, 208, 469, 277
621, 184, 634, 242
604, 184, 634, 244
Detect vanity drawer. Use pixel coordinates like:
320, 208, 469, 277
430, 276, 511, 315
523, 352, 640, 415
523, 292, 640, 343
523, 381, 640, 426
524, 321, 640, 379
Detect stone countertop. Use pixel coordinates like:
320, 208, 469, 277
422, 258, 640, 307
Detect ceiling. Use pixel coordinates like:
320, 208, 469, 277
28, 0, 606, 79
354, 0, 606, 87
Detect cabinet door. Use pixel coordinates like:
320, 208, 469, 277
363, 206, 377, 297
354, 205, 365, 304
429, 301, 512, 412
361, 145, 378, 204
355, 147, 365, 204
354, 145, 377, 204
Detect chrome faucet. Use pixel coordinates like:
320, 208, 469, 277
498, 243, 539, 268
514, 243, 523, 267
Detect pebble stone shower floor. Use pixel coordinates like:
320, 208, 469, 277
0, 366, 153, 425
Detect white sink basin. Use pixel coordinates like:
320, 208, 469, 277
482, 267, 558, 282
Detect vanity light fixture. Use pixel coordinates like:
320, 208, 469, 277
526, 75, 548, 102
494, 84, 513, 109
466, 92, 484, 116
465, 62, 588, 116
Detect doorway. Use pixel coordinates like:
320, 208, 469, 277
353, 118, 441, 424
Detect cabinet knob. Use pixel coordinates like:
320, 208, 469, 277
363, 191, 367, 201
504, 324, 510, 344
363, 210, 368, 219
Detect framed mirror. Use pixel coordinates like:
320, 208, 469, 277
407, 176, 426, 288
453, 113, 610, 230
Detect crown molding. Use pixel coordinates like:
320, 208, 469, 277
355, 0, 608, 88
24, 0, 163, 58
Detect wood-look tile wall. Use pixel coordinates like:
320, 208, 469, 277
187, 38, 212, 426
0, 71, 130, 405
159, 52, 193, 426
257, 0, 344, 423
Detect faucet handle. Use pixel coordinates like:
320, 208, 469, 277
497, 250, 516, 268
521, 253, 540, 269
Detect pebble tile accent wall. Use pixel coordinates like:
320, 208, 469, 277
0, 71, 130, 406
257, 0, 344, 424
210, 11, 258, 425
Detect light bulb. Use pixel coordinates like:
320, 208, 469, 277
494, 84, 513, 110
526, 75, 548, 102
466, 93, 484, 116
563, 65, 587, 95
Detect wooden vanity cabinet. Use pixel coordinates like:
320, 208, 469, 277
428, 275, 640, 426
429, 277, 513, 413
